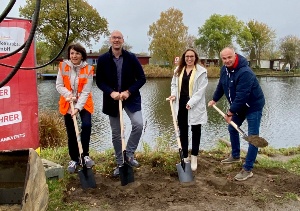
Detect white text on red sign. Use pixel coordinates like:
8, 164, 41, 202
0, 86, 10, 99
0, 133, 26, 143
0, 111, 22, 126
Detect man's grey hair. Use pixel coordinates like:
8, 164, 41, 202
220, 46, 236, 56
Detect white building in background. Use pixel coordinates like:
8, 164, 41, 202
249, 59, 290, 70
272, 60, 290, 70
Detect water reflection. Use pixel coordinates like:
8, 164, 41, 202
38, 77, 300, 152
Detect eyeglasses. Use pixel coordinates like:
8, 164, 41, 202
111, 36, 123, 40
185, 55, 195, 58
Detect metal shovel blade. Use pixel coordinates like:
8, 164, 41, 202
78, 168, 96, 189
119, 163, 134, 186
178, 148, 186, 171
212, 105, 269, 148
176, 162, 193, 183
244, 135, 268, 148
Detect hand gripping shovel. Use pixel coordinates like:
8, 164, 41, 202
119, 100, 134, 186
212, 104, 268, 148
167, 98, 193, 183
69, 99, 96, 189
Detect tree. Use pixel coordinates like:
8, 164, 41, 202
186, 35, 197, 49
36, 41, 51, 64
19, 0, 109, 56
260, 41, 281, 60
279, 35, 300, 69
195, 14, 244, 63
237, 20, 275, 67
98, 40, 110, 54
148, 8, 188, 66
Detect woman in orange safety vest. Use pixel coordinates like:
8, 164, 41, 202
56, 43, 95, 173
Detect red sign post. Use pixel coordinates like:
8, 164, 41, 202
0, 18, 39, 150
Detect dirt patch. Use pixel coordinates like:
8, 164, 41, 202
64, 153, 300, 211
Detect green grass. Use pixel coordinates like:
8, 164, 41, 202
47, 178, 89, 211
260, 145, 300, 157
41, 147, 89, 210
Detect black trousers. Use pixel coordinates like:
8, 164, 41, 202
177, 95, 202, 158
64, 109, 92, 162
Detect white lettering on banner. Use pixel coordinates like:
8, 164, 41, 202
0, 86, 10, 99
0, 111, 22, 126
0, 27, 25, 53
0, 133, 26, 143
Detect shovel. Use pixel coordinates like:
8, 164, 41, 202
69, 99, 96, 189
167, 98, 193, 183
212, 104, 268, 148
118, 100, 134, 186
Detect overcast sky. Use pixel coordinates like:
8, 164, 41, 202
3, 0, 300, 54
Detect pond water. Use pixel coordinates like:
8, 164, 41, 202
38, 77, 300, 152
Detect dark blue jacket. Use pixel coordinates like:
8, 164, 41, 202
96, 48, 146, 117
213, 54, 265, 115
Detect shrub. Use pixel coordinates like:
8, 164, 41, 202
39, 110, 67, 148
206, 66, 220, 78
143, 64, 173, 78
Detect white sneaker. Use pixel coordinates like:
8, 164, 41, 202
84, 156, 95, 168
183, 157, 190, 163
67, 160, 78, 173
191, 155, 197, 171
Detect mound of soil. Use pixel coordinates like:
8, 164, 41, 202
65, 153, 300, 211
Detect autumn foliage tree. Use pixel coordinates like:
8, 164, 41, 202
148, 8, 188, 66
19, 0, 109, 57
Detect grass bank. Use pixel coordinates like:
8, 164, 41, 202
141, 65, 300, 78
42, 63, 300, 78
38, 83, 300, 210
41, 140, 300, 210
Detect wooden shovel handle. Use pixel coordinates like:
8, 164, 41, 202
119, 100, 126, 153
212, 104, 247, 137
69, 100, 84, 155
166, 98, 182, 149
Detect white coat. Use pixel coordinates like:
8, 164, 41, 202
171, 64, 208, 125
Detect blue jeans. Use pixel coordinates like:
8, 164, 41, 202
109, 106, 143, 165
228, 110, 262, 171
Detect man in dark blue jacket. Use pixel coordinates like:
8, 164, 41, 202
208, 47, 265, 181
96, 30, 146, 177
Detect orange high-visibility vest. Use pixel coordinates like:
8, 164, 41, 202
58, 62, 94, 115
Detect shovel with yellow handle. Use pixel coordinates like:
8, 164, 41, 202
67, 97, 96, 189
166, 98, 193, 183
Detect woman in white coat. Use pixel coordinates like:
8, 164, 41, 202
168, 48, 208, 171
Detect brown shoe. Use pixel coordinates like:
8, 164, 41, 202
234, 169, 253, 181
221, 155, 241, 164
